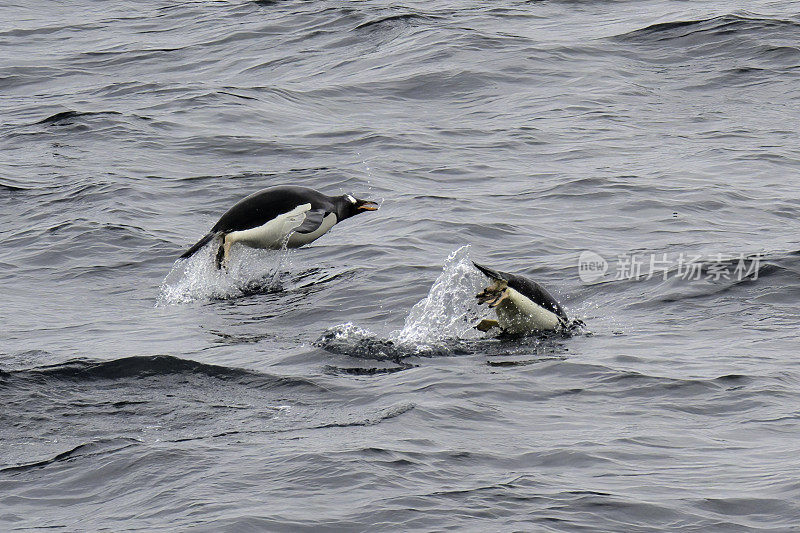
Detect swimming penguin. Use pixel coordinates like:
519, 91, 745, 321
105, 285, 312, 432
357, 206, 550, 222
473, 262, 569, 335
180, 185, 379, 268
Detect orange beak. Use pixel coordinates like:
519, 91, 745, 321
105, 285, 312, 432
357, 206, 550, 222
357, 201, 379, 211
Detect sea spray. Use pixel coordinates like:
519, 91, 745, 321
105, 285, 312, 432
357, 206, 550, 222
390, 245, 484, 348
156, 241, 291, 305
316, 245, 486, 356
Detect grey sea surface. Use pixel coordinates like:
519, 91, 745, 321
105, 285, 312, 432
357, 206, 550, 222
2, 0, 800, 531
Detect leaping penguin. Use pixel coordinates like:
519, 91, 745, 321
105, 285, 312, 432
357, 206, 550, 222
473, 262, 570, 335
180, 185, 379, 268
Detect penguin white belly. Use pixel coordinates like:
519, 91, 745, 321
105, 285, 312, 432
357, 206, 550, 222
226, 203, 311, 249
286, 213, 338, 247
495, 287, 561, 334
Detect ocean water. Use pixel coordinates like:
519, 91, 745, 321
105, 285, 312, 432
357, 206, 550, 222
2, 0, 800, 530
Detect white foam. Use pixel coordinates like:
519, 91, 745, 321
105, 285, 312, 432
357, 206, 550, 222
390, 244, 485, 349
156, 239, 291, 305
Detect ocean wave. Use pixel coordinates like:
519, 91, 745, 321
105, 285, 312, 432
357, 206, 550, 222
1, 438, 140, 473
2, 354, 321, 390
610, 13, 800, 69
353, 13, 434, 31
314, 402, 415, 428
614, 14, 800, 43
35, 110, 123, 125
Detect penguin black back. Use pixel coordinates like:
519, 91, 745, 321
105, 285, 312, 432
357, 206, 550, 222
211, 186, 334, 234
179, 185, 379, 262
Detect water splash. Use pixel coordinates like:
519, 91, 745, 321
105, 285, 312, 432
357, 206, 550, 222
315, 245, 486, 356
391, 245, 485, 348
156, 240, 291, 305
315, 323, 406, 360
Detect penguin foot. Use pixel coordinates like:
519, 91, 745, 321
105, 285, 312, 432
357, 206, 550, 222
475, 319, 500, 332
215, 244, 225, 269
564, 318, 585, 332
487, 290, 509, 308
476, 280, 508, 307
215, 237, 232, 270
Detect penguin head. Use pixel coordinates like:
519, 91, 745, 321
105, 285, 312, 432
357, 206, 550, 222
335, 194, 379, 220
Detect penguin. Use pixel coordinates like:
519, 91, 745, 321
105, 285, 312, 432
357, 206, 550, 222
473, 262, 569, 335
180, 185, 379, 268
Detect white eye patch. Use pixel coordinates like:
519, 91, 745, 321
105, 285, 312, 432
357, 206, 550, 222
346, 194, 356, 204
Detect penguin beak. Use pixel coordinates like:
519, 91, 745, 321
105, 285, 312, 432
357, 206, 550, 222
356, 200, 379, 211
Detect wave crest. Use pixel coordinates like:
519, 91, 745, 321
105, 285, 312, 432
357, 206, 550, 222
614, 13, 800, 43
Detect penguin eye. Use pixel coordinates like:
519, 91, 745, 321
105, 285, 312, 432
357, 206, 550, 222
346, 194, 356, 204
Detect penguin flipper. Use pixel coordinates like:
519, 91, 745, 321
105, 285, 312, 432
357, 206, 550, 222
473, 262, 507, 282
293, 208, 326, 234
475, 319, 500, 332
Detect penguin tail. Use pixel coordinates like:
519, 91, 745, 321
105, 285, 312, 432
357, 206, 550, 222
473, 262, 505, 281
180, 232, 217, 259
